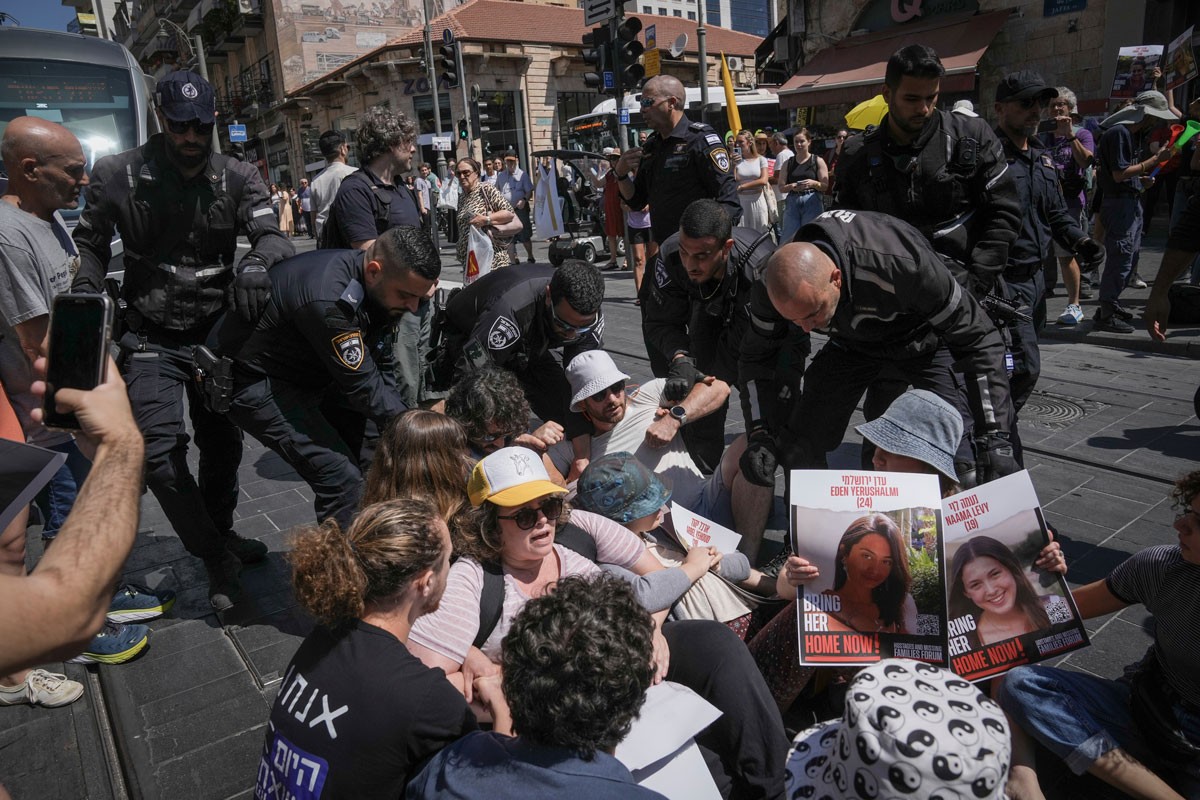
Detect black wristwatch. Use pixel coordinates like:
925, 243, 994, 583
669, 405, 688, 425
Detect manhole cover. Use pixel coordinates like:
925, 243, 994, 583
1022, 393, 1098, 430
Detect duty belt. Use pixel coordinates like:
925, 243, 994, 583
1003, 263, 1042, 282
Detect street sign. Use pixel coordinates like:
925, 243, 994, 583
583, 0, 617, 26
644, 24, 660, 78
442, 27, 454, 45
228, 124, 247, 142
619, 108, 630, 125
432, 135, 453, 152
603, 71, 615, 90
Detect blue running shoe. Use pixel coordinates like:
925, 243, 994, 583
68, 620, 150, 665
108, 582, 176, 623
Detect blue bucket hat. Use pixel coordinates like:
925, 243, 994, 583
574, 452, 671, 524
855, 389, 962, 482
156, 70, 215, 123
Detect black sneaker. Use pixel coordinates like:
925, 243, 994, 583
223, 531, 268, 565
1093, 309, 1134, 333
203, 551, 243, 612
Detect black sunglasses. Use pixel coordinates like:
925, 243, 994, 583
497, 497, 564, 530
165, 118, 215, 136
1014, 96, 1050, 110
470, 428, 522, 448
590, 380, 626, 402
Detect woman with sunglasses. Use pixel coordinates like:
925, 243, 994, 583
455, 157, 516, 273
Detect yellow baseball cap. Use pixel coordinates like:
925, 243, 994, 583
468, 447, 567, 507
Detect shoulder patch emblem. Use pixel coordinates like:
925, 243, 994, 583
654, 255, 670, 288
332, 331, 365, 370
488, 316, 521, 350
710, 149, 730, 172
705, 133, 722, 146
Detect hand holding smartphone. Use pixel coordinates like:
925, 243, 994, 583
43, 294, 114, 430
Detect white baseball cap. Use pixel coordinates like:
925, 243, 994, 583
467, 446, 566, 507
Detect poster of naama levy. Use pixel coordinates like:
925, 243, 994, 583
790, 471, 947, 667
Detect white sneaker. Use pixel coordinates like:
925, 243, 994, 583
1057, 304, 1084, 325
0, 669, 84, 708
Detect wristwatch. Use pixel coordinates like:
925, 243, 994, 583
669, 405, 688, 426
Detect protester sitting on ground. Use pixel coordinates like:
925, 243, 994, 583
406, 574, 666, 799
573, 452, 776, 637
408, 447, 789, 799
553, 350, 773, 563
361, 410, 472, 522
0, 353, 145, 683
444, 366, 567, 468
999, 469, 1200, 800
785, 659, 1012, 800
257, 498, 483, 798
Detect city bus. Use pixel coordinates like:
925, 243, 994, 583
565, 87, 782, 152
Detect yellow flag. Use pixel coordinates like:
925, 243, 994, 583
720, 52, 742, 134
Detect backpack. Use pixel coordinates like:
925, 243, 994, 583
318, 171, 418, 249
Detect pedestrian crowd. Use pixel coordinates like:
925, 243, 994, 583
1, 35, 1199, 800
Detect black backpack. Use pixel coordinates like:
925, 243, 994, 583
318, 171, 420, 249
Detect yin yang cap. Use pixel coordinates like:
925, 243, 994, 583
784, 658, 1011, 800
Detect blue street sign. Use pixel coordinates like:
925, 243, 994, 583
619, 108, 630, 125
603, 71, 614, 90
442, 28, 454, 45
228, 124, 247, 143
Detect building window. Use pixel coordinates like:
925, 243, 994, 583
556, 91, 598, 139
687, 10, 696, 19
642, 5, 651, 11
672, 8, 681, 15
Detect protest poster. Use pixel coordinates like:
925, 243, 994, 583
789, 470, 946, 667
1110, 44, 1164, 100
0, 440, 67, 533
942, 471, 1089, 682
670, 502, 742, 554
1164, 27, 1198, 91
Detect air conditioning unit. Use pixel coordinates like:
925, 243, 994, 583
726, 56, 744, 71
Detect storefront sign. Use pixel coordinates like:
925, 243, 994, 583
1043, 0, 1085, 17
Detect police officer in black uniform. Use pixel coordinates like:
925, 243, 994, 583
992, 71, 1103, 461
767, 210, 1017, 483
832, 44, 1021, 478
227, 225, 439, 528
642, 199, 808, 478
436, 261, 604, 477
72, 71, 293, 611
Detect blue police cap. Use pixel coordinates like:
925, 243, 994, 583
156, 70, 215, 123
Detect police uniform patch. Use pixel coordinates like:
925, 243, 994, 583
488, 316, 520, 350
654, 255, 670, 288
332, 331, 365, 370
710, 148, 730, 172
705, 133, 722, 146
182, 82, 199, 99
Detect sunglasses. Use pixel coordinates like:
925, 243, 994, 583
497, 497, 564, 530
1014, 96, 1050, 110
456, 169, 475, 177
165, 118, 215, 136
590, 380, 626, 402
639, 95, 667, 108
470, 428, 522, 448
549, 302, 598, 335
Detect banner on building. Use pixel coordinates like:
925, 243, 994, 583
1110, 44, 1164, 100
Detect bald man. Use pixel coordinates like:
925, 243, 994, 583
758, 210, 1017, 485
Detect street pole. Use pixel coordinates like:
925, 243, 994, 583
456, 47, 472, 160
421, 0, 446, 184
191, 34, 221, 155
696, 0, 708, 124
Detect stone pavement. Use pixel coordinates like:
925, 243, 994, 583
1, 233, 1197, 799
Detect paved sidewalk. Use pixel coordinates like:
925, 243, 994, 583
2, 234, 1197, 798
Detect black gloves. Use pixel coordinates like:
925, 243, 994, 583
1074, 237, 1104, 269
664, 356, 705, 401
974, 432, 1019, 485
739, 426, 778, 487
232, 258, 272, 322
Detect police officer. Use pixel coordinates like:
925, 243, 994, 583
767, 210, 1017, 484
227, 226, 440, 528
992, 71, 1103, 461
436, 260, 604, 478
642, 199, 808, 478
72, 71, 293, 611
615, 75, 741, 372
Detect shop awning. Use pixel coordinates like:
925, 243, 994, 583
778, 9, 1011, 108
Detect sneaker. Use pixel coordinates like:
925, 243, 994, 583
0, 669, 84, 707
67, 620, 149, 665
223, 531, 268, 565
1093, 308, 1134, 334
527, 256, 535, 263
1127, 275, 1147, 289
1057, 304, 1084, 326
108, 582, 176, 623
1110, 304, 1134, 321
1078, 284, 1094, 300
204, 551, 243, 612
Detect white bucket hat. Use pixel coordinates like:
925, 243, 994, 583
785, 659, 1011, 799
566, 350, 630, 412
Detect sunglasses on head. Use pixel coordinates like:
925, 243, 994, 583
165, 118, 215, 136
549, 302, 598, 335
590, 380, 626, 402
497, 497, 564, 530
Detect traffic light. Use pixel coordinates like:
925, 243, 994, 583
440, 42, 460, 89
582, 26, 610, 94
614, 17, 645, 89
457, 118, 469, 141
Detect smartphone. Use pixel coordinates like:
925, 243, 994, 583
43, 293, 114, 430
733, 146, 743, 157
1036, 118, 1057, 134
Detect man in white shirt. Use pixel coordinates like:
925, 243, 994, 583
552, 350, 772, 562
768, 132, 793, 205
310, 130, 358, 240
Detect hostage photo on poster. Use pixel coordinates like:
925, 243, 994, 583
1110, 44, 1164, 99
790, 471, 947, 667
943, 471, 1089, 682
